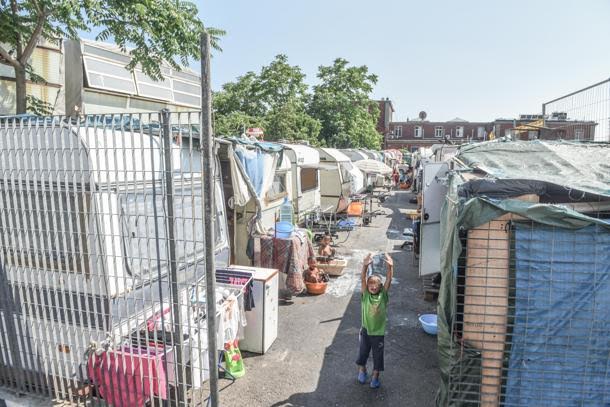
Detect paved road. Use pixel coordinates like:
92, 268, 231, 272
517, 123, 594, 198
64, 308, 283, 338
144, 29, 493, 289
214, 190, 439, 406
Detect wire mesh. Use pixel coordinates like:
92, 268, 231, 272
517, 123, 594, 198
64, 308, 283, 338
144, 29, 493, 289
0, 112, 246, 406
449, 211, 610, 406
542, 78, 610, 142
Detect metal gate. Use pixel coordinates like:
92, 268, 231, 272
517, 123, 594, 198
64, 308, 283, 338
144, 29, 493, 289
542, 77, 610, 142
0, 111, 236, 405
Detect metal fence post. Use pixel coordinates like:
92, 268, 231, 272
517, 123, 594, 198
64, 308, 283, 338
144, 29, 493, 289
201, 32, 220, 407
161, 108, 187, 403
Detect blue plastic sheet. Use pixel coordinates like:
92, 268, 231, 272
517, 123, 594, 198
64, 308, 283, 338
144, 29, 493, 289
234, 147, 266, 197
506, 223, 610, 406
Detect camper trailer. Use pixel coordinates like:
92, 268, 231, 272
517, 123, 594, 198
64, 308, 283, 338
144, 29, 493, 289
218, 140, 292, 266
0, 119, 231, 399
281, 143, 321, 223
340, 149, 367, 163
317, 148, 358, 212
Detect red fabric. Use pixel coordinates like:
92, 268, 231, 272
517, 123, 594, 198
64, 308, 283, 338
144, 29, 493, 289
146, 307, 171, 332
87, 346, 169, 406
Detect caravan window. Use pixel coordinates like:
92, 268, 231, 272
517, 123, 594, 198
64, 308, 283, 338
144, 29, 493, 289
120, 184, 225, 281
338, 163, 352, 184
0, 185, 91, 275
267, 172, 287, 202
300, 168, 318, 193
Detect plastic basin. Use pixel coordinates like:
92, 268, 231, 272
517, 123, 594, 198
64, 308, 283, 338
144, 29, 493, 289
418, 314, 438, 335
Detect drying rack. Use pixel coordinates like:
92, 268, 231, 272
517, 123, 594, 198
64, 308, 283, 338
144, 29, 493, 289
206, 268, 253, 382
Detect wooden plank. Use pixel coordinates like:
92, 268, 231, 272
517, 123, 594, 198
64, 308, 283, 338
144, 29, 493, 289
462, 194, 538, 406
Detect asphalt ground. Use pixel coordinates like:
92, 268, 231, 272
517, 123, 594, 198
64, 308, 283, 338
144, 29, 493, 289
213, 190, 439, 407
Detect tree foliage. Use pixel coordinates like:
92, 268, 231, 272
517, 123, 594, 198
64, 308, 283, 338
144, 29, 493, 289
214, 55, 381, 148
0, 0, 222, 114
309, 58, 381, 149
213, 54, 321, 144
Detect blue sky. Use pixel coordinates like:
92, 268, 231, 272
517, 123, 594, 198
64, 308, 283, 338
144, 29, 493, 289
199, 0, 610, 122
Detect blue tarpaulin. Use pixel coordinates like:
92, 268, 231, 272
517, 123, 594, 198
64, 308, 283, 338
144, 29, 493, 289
506, 223, 610, 406
234, 147, 265, 197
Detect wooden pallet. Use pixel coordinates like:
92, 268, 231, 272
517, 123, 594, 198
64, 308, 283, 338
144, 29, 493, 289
422, 273, 440, 302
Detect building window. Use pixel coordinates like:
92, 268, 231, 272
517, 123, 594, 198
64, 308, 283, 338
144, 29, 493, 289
528, 131, 538, 140
574, 128, 584, 140
414, 126, 423, 138
394, 126, 402, 138
435, 126, 444, 138
477, 126, 486, 139
455, 126, 464, 138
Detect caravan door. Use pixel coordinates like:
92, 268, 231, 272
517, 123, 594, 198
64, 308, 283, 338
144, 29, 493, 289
419, 162, 449, 276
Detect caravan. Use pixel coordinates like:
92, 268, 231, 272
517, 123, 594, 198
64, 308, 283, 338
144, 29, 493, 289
0, 117, 231, 399
218, 139, 292, 266
281, 143, 321, 223
317, 148, 361, 212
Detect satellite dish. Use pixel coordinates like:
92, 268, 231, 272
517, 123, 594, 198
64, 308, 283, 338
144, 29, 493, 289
419, 111, 427, 120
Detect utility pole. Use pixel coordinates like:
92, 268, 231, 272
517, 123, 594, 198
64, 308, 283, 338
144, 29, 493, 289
201, 31, 220, 407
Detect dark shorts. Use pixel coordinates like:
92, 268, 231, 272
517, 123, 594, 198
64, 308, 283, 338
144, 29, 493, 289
355, 327, 385, 371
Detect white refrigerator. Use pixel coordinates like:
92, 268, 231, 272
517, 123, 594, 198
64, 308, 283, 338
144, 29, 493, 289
234, 266, 279, 354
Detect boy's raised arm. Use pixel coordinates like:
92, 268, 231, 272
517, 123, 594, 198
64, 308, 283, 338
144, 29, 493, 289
384, 254, 394, 292
361, 253, 373, 294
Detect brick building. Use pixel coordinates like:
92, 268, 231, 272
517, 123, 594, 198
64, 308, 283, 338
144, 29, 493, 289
381, 106, 597, 151
386, 118, 491, 151
375, 98, 394, 143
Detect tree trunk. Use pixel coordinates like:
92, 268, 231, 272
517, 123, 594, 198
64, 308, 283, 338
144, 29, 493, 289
15, 65, 27, 114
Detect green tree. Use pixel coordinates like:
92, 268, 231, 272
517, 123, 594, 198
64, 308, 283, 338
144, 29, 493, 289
263, 101, 321, 144
213, 54, 321, 143
214, 111, 264, 136
309, 58, 381, 149
0, 0, 223, 114
213, 72, 265, 119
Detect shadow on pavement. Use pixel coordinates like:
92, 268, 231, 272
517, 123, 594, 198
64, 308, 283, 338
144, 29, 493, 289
270, 191, 439, 407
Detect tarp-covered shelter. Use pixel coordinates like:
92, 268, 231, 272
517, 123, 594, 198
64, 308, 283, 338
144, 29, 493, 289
437, 140, 610, 406
218, 137, 289, 265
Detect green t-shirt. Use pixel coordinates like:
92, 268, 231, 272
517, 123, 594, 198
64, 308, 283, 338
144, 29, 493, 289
361, 289, 389, 336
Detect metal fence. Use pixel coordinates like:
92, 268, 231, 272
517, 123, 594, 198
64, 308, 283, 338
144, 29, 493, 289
542, 77, 610, 142
0, 111, 243, 405
448, 211, 610, 405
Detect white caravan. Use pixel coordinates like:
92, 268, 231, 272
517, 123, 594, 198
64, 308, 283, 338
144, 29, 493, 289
0, 122, 230, 397
317, 148, 362, 212
281, 144, 321, 223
